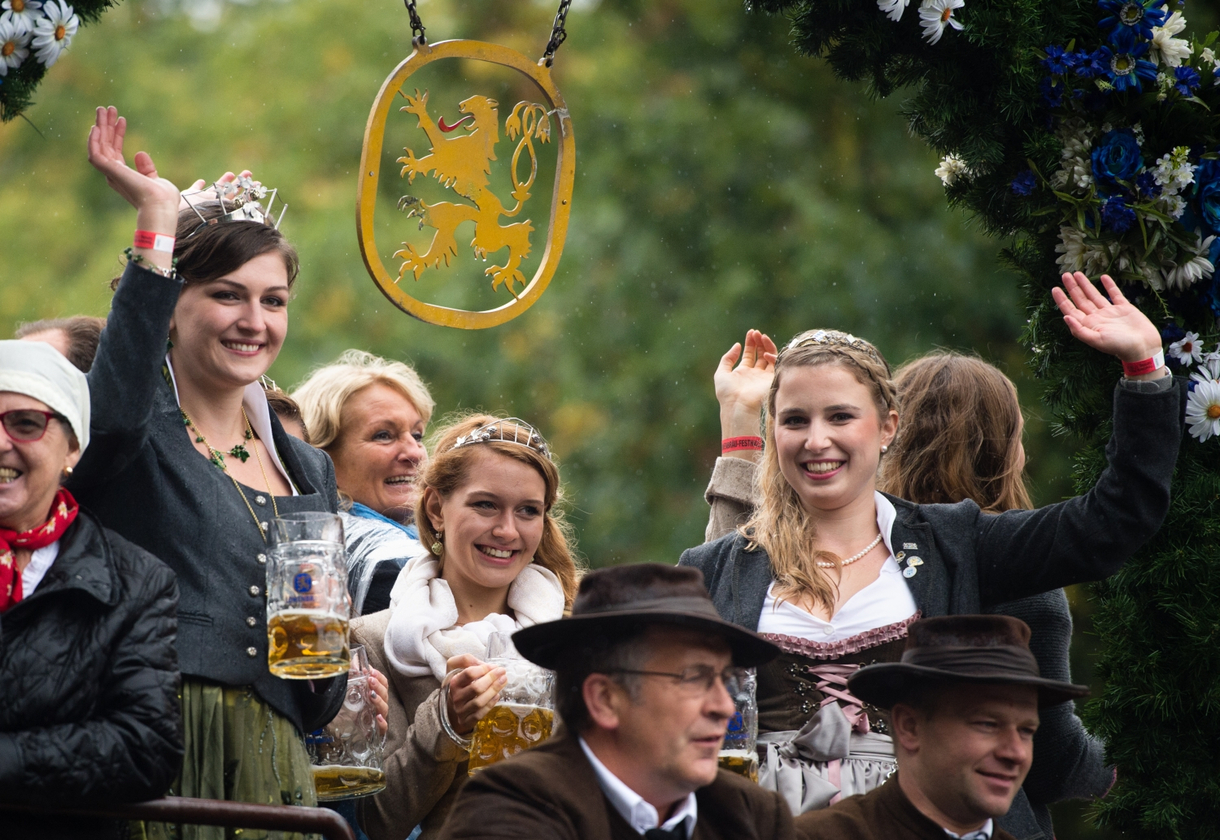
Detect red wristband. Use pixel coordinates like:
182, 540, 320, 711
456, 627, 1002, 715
722, 436, 763, 454
134, 229, 176, 254
1121, 350, 1165, 377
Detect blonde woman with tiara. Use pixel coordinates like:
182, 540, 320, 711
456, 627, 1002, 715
351, 414, 579, 840
680, 272, 1183, 820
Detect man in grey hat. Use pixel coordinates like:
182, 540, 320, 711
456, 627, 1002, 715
795, 615, 1090, 840
438, 563, 794, 840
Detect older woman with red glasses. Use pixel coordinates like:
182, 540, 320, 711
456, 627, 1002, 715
0, 340, 181, 838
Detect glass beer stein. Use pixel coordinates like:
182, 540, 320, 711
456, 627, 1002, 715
307, 645, 387, 800
467, 635, 555, 775
266, 512, 351, 679
719, 667, 759, 782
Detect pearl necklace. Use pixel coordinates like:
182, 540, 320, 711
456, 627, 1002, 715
815, 532, 883, 569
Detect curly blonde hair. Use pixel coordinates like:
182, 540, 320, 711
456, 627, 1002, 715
741, 330, 898, 614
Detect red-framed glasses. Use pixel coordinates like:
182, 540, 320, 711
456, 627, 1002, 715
0, 409, 65, 442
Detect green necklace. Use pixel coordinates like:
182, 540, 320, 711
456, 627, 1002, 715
181, 409, 253, 469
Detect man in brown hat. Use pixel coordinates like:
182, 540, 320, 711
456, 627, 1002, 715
795, 615, 1089, 840
438, 563, 794, 840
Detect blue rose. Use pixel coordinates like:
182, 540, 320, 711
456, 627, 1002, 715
1194, 159, 1220, 234
1091, 128, 1143, 187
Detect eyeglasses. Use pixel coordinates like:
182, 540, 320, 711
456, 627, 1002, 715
608, 665, 750, 697
0, 410, 65, 442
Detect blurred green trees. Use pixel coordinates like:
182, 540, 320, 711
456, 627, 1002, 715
1, 0, 1117, 833
0, 0, 1069, 554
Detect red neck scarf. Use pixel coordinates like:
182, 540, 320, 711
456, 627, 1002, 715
0, 487, 79, 613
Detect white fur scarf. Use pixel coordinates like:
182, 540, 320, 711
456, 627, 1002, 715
384, 552, 565, 681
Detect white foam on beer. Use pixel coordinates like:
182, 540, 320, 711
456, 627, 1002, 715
494, 657, 553, 705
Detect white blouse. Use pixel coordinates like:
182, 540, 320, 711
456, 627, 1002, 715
757, 492, 918, 644
21, 542, 59, 597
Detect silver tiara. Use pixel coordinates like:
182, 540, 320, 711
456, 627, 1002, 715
452, 418, 552, 460
182, 176, 287, 238
784, 330, 890, 373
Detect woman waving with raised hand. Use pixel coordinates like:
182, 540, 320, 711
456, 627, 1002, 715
74, 105, 346, 828
681, 272, 1182, 828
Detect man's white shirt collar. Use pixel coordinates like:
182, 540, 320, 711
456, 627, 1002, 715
579, 737, 698, 837
944, 819, 993, 840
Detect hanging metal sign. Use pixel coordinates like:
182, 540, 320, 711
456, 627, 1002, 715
357, 4, 575, 330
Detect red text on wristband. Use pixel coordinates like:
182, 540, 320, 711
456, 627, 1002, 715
722, 436, 764, 454
1122, 349, 1165, 377
134, 230, 176, 254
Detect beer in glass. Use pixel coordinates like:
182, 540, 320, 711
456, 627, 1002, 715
467, 654, 555, 775
719, 667, 759, 782
266, 513, 351, 679
307, 645, 387, 800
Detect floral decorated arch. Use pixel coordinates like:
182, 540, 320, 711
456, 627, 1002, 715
751, 0, 1220, 832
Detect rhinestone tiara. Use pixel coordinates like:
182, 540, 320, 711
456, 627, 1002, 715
452, 417, 552, 460
783, 329, 890, 373
182, 176, 287, 238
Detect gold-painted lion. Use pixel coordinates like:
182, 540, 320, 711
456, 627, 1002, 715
394, 90, 551, 298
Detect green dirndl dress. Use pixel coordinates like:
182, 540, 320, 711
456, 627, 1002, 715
143, 679, 318, 840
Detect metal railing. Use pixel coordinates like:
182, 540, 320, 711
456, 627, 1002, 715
0, 796, 355, 840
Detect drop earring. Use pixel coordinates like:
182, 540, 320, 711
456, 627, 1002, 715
430, 530, 444, 557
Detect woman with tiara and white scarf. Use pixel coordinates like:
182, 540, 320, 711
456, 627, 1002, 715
351, 414, 580, 840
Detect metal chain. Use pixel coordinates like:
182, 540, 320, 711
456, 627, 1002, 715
404, 0, 427, 44
541, 0, 573, 67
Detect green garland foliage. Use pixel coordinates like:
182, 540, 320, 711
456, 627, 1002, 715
749, 0, 1220, 834
0, 0, 117, 123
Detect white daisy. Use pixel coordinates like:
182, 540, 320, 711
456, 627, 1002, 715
1191, 354, 1220, 387
919, 0, 965, 45
935, 153, 969, 186
877, 0, 910, 22
1054, 226, 1113, 277
1170, 330, 1204, 366
1162, 234, 1215, 290
1150, 11, 1192, 68
31, 0, 77, 67
0, 0, 41, 35
1205, 350, 1220, 381
1185, 379, 1220, 442
0, 17, 30, 75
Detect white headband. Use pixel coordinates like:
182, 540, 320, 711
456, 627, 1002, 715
0, 340, 91, 453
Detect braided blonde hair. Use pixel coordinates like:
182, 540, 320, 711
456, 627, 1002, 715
741, 330, 898, 614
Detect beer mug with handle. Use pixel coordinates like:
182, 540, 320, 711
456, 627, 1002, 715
266, 511, 351, 679
719, 667, 759, 782
307, 644, 387, 800
467, 632, 556, 775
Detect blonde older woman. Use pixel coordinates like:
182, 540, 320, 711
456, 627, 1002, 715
294, 350, 436, 615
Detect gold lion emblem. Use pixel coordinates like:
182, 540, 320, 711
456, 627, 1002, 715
394, 90, 551, 298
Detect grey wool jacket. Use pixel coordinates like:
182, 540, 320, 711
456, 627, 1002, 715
680, 375, 1183, 840
69, 261, 346, 734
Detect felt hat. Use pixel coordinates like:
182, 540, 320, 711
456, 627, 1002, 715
0, 340, 90, 453
513, 563, 779, 669
848, 615, 1089, 709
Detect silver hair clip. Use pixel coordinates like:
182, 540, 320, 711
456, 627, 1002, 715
784, 329, 890, 372
452, 417, 552, 460
182, 176, 288, 238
